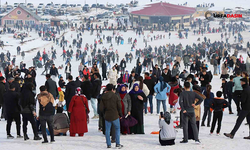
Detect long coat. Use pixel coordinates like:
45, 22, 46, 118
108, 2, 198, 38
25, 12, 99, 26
129, 92, 147, 129
116, 93, 131, 115
68, 95, 89, 134
108, 69, 118, 85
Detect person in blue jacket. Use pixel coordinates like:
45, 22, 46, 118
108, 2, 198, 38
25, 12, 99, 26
154, 76, 171, 114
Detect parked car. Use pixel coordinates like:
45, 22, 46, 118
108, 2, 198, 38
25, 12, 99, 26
91, 4, 97, 8
77, 4, 82, 7
14, 3, 19, 8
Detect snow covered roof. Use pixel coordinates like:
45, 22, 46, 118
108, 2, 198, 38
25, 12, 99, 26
4, 5, 41, 21
208, 7, 225, 11
130, 2, 196, 17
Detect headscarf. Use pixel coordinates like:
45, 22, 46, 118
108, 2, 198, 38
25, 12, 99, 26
129, 83, 143, 94
159, 76, 167, 91
75, 87, 81, 95
164, 111, 171, 125
119, 84, 127, 94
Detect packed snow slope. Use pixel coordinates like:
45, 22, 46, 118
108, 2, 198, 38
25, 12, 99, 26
0, 21, 250, 150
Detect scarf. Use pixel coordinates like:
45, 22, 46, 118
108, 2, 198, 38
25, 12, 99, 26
119, 84, 127, 94
145, 76, 151, 80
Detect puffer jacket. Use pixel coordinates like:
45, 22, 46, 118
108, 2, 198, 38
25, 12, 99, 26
53, 113, 70, 130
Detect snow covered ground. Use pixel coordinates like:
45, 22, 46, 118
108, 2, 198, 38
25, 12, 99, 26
0, 20, 250, 150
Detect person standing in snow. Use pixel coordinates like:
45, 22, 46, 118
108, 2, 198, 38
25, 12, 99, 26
37, 86, 55, 144
224, 78, 250, 139
100, 84, 123, 148
179, 82, 203, 144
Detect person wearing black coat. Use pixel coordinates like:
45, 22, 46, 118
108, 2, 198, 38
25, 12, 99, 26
20, 82, 41, 141
190, 61, 197, 73
128, 71, 138, 88
4, 84, 22, 138
152, 61, 161, 81
224, 78, 250, 139
75, 77, 81, 87
199, 70, 211, 92
91, 73, 102, 118
65, 75, 77, 111
226, 76, 235, 114
49, 64, 59, 77
120, 58, 126, 75
81, 75, 93, 100
136, 62, 142, 76
45, 74, 59, 99
102, 61, 107, 80
143, 72, 155, 114
162, 67, 171, 83
58, 77, 66, 88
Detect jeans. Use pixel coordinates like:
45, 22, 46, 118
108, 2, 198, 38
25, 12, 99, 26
6, 112, 21, 135
22, 113, 39, 137
144, 95, 153, 114
231, 110, 250, 136
40, 115, 54, 142
217, 65, 221, 74
210, 111, 223, 133
90, 98, 98, 116
105, 118, 120, 146
202, 107, 212, 126
157, 100, 166, 114
213, 65, 218, 75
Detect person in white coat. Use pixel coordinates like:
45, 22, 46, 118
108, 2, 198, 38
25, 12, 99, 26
108, 66, 118, 85
129, 76, 149, 97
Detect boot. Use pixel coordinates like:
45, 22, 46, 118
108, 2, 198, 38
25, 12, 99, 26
201, 122, 205, 126
24, 134, 29, 141
34, 136, 42, 140
224, 133, 234, 139
244, 136, 250, 139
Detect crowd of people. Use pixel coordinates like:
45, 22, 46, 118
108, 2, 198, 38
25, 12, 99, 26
0, 16, 250, 149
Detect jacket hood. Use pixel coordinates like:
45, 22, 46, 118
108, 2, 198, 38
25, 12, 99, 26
102, 91, 115, 100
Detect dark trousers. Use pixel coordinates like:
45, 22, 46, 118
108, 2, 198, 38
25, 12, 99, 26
40, 115, 54, 142
6, 112, 21, 135
231, 110, 250, 136
233, 90, 242, 114
159, 131, 175, 146
202, 107, 212, 126
22, 113, 38, 137
228, 95, 234, 112
182, 112, 199, 141
210, 111, 223, 133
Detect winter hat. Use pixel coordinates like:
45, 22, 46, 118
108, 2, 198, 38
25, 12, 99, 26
58, 87, 62, 92
164, 111, 171, 124
75, 87, 81, 95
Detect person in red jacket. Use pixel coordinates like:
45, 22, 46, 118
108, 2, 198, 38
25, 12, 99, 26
122, 71, 130, 84
83, 66, 91, 80
68, 87, 89, 137
168, 77, 179, 113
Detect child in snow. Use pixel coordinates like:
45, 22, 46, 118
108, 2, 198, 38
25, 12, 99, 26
159, 112, 176, 146
210, 91, 228, 135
